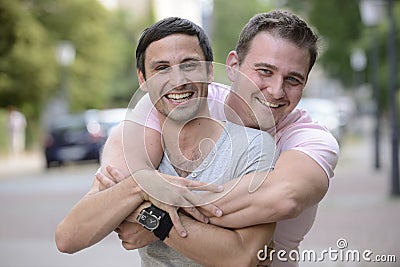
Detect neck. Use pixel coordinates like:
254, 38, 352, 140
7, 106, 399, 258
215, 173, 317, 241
159, 106, 224, 174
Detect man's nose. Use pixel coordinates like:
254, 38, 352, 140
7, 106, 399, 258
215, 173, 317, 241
266, 77, 285, 99
168, 65, 186, 87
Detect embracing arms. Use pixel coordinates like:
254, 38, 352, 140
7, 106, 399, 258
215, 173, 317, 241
55, 122, 222, 254
55, 122, 162, 253
99, 166, 275, 267
207, 149, 329, 228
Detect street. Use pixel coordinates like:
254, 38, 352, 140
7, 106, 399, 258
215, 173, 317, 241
0, 163, 141, 267
0, 125, 399, 266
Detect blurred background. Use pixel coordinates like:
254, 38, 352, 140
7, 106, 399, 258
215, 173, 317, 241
0, 0, 399, 266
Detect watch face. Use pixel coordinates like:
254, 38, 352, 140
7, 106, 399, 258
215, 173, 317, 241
146, 215, 159, 230
137, 210, 160, 231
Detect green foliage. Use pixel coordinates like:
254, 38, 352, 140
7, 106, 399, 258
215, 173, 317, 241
285, 0, 364, 86
284, 0, 400, 117
104, 9, 155, 107
31, 0, 116, 111
0, 0, 153, 149
308, 0, 363, 85
212, 0, 272, 64
0, 0, 57, 117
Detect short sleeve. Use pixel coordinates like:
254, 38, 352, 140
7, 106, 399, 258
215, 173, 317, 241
126, 93, 161, 133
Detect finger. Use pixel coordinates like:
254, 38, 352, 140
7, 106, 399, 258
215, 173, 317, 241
106, 165, 126, 182
95, 172, 116, 188
198, 203, 222, 217
168, 208, 187, 238
182, 191, 223, 217
160, 173, 223, 193
122, 241, 137, 251
125, 213, 137, 223
181, 207, 209, 223
184, 180, 224, 193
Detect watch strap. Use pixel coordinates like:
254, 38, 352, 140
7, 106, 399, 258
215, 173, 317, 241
146, 205, 173, 241
153, 210, 173, 241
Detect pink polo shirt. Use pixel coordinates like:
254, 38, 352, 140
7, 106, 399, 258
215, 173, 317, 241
129, 82, 339, 267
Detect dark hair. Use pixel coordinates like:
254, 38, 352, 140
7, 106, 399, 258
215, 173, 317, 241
136, 17, 213, 79
236, 10, 319, 74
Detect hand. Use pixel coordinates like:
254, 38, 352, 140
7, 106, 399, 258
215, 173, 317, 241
133, 169, 224, 216
96, 165, 129, 191
98, 166, 224, 237
115, 203, 158, 250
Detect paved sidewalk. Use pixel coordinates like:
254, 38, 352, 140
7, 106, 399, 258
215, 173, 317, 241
300, 132, 400, 266
0, 150, 44, 178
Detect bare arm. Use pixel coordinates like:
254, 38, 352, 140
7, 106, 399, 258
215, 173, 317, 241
98, 166, 275, 266
55, 122, 161, 254
122, 202, 275, 267
165, 215, 275, 267
55, 177, 145, 254
207, 150, 329, 228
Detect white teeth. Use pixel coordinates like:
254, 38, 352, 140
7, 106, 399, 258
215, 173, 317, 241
258, 98, 280, 108
166, 92, 194, 103
166, 92, 192, 100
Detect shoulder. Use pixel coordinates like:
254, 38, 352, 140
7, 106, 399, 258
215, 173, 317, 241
227, 122, 275, 148
276, 109, 340, 178
277, 108, 338, 146
208, 82, 230, 100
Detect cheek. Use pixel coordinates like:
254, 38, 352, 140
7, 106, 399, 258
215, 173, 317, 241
286, 89, 303, 103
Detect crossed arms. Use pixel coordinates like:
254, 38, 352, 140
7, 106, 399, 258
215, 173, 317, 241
56, 118, 331, 266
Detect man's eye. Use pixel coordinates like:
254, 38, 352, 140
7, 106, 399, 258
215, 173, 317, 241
286, 77, 302, 86
156, 66, 171, 72
257, 69, 272, 76
181, 62, 198, 71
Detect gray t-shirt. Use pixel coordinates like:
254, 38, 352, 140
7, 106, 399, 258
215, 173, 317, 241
139, 121, 276, 267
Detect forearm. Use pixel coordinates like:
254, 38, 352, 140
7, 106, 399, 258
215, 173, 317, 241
208, 150, 328, 228
164, 215, 275, 267
55, 177, 144, 254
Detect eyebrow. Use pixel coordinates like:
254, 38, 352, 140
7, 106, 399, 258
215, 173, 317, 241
149, 57, 202, 69
254, 62, 306, 82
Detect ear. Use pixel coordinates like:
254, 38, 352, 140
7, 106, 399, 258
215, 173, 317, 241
137, 69, 147, 92
226, 51, 239, 82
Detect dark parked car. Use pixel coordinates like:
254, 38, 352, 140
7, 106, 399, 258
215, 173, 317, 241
44, 110, 107, 168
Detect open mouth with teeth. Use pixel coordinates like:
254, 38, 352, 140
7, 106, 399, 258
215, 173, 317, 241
165, 92, 195, 104
256, 97, 283, 108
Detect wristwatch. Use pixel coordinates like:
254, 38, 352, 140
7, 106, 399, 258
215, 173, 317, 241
136, 204, 173, 241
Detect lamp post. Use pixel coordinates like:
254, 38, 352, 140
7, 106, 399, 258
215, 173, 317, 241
359, 0, 384, 170
350, 48, 367, 87
56, 41, 75, 114
386, 0, 399, 196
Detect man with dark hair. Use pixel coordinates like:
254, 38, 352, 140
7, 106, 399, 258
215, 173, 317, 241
56, 17, 276, 266
100, 10, 339, 267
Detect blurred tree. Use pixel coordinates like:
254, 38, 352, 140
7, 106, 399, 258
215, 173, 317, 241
212, 0, 272, 64
286, 0, 364, 86
0, 0, 153, 148
31, 0, 116, 111
0, 0, 57, 118
284, 0, 400, 113
105, 8, 155, 107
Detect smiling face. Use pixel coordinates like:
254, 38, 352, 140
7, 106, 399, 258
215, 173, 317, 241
226, 32, 310, 130
138, 34, 212, 123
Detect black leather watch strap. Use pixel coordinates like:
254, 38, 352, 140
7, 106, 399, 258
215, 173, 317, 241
146, 205, 173, 241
